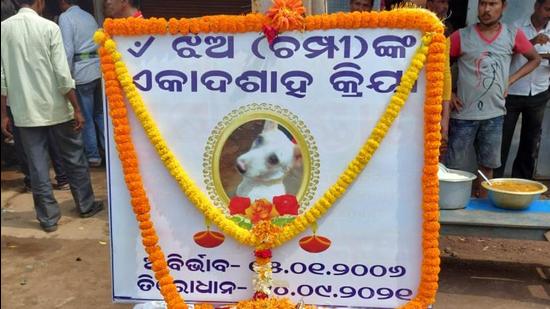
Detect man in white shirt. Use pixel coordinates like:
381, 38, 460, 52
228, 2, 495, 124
495, 0, 550, 179
58, 0, 104, 167
1, 0, 103, 232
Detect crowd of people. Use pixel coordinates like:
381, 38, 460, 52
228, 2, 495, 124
0, 0, 548, 232
352, 0, 549, 197
0, 0, 142, 232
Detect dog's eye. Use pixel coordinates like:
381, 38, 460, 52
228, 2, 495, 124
253, 136, 263, 147
267, 154, 279, 165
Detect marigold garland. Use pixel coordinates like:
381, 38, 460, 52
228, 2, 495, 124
399, 31, 445, 309
96, 7, 444, 309
101, 8, 442, 36
98, 30, 435, 249
95, 31, 187, 309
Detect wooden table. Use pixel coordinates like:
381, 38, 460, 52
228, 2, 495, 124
439, 200, 550, 241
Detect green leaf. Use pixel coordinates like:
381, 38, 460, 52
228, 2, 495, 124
230, 215, 253, 230
271, 216, 296, 227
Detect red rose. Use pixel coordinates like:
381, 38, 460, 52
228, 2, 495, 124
273, 194, 299, 215
229, 196, 250, 215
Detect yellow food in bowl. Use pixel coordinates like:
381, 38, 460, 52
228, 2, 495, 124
482, 178, 547, 210
490, 181, 542, 193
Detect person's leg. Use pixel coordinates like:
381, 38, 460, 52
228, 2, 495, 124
47, 130, 69, 188
50, 120, 100, 216
475, 116, 504, 198
76, 81, 102, 166
93, 79, 105, 153
511, 91, 548, 179
18, 126, 61, 229
494, 95, 521, 178
8, 107, 31, 190
446, 118, 479, 172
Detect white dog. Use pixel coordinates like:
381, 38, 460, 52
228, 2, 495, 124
235, 120, 302, 201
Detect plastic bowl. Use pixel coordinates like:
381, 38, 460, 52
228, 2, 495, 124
481, 178, 548, 210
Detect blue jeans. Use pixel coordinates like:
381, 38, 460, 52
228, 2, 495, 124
76, 79, 104, 163
18, 121, 96, 227
446, 116, 504, 170
7, 107, 67, 187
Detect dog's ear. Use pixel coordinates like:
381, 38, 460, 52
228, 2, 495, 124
262, 120, 278, 132
292, 144, 303, 168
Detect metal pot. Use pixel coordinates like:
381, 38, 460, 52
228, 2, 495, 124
481, 178, 548, 210
438, 167, 477, 210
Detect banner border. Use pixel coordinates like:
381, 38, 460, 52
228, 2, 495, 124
97, 8, 445, 308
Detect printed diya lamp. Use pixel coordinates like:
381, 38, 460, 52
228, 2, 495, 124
299, 234, 331, 253
193, 229, 225, 248
299, 222, 331, 253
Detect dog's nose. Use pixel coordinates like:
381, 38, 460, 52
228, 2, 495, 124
236, 160, 247, 174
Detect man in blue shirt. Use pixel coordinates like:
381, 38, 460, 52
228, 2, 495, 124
58, 0, 104, 167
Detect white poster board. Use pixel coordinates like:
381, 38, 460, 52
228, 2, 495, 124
108, 28, 428, 308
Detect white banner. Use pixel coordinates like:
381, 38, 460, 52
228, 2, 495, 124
108, 28, 426, 308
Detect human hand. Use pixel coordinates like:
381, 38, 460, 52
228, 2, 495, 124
450, 93, 463, 111
1, 114, 12, 139
439, 139, 448, 163
531, 33, 550, 46
440, 116, 449, 143
73, 110, 85, 132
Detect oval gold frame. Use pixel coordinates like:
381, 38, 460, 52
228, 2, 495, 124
203, 103, 319, 214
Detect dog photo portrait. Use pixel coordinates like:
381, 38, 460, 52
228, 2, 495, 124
218, 119, 304, 202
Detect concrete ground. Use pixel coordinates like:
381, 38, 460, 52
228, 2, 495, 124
1, 167, 549, 309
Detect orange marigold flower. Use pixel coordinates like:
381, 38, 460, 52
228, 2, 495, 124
178, 19, 190, 35
189, 19, 200, 34
168, 18, 179, 34
266, 0, 306, 32
198, 19, 210, 33
245, 199, 279, 224
251, 219, 282, 248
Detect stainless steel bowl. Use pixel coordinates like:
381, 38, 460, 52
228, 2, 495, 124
439, 168, 477, 209
481, 178, 548, 210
